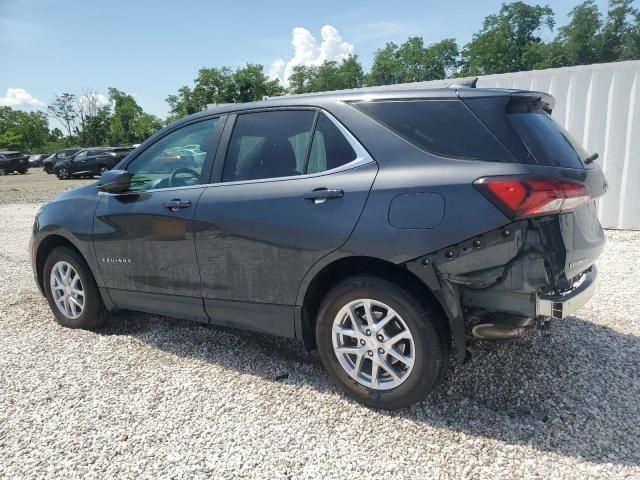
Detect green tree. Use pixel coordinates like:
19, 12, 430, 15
166, 86, 200, 123
108, 87, 143, 145
601, 0, 640, 61
288, 65, 311, 94
232, 63, 285, 102
49, 128, 64, 142
166, 64, 283, 122
0, 107, 50, 152
132, 112, 163, 141
368, 42, 400, 85
337, 55, 365, 89
287, 56, 365, 94
560, 1, 603, 65
367, 38, 458, 86
47, 93, 77, 141
460, 2, 555, 75
78, 105, 112, 147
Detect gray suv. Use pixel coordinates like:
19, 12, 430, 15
30, 85, 606, 409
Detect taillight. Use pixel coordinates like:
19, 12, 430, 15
474, 176, 591, 220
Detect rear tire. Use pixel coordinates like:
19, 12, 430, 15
43, 246, 107, 329
316, 275, 449, 410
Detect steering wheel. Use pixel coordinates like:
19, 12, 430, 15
169, 168, 200, 187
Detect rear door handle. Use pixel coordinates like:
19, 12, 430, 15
164, 199, 192, 211
304, 188, 344, 204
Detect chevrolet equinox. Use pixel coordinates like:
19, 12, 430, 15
31, 85, 607, 409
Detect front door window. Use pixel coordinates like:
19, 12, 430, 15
127, 118, 222, 191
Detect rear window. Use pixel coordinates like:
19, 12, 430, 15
508, 112, 586, 169
353, 99, 512, 161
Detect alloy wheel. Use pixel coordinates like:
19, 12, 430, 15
49, 261, 85, 319
332, 299, 415, 390
58, 167, 68, 179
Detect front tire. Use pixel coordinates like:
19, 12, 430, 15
56, 167, 69, 180
98, 165, 109, 176
316, 275, 449, 410
43, 246, 107, 329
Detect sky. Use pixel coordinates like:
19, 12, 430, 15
0, 0, 610, 121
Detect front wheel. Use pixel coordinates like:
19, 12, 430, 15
316, 276, 449, 409
56, 167, 69, 180
43, 246, 107, 329
98, 165, 109, 176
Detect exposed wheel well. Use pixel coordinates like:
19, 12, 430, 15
35, 235, 83, 294
300, 256, 451, 351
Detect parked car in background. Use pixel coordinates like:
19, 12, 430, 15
29, 154, 48, 168
30, 86, 606, 409
43, 149, 81, 174
53, 147, 134, 179
0, 151, 29, 175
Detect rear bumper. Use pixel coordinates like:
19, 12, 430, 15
536, 266, 597, 319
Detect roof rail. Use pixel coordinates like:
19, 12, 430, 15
448, 77, 478, 88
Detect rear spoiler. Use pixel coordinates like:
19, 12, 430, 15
506, 92, 555, 114
457, 87, 556, 114
448, 77, 478, 88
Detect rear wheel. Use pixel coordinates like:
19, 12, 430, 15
43, 246, 107, 329
56, 167, 69, 179
98, 165, 109, 176
316, 275, 449, 410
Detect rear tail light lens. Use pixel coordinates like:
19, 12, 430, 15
474, 176, 591, 220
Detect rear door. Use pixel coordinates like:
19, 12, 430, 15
194, 109, 377, 336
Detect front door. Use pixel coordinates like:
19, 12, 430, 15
194, 110, 377, 335
93, 116, 224, 322
69, 150, 88, 175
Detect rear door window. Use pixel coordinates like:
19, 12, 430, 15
353, 99, 512, 161
222, 110, 316, 182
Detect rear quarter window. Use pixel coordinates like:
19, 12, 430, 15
353, 99, 512, 162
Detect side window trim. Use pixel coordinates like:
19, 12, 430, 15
207, 109, 374, 187
209, 113, 237, 184
120, 114, 227, 192
302, 112, 320, 175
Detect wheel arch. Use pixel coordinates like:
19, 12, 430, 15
297, 255, 459, 357
35, 234, 83, 294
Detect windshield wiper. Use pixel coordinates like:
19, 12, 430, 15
584, 152, 599, 165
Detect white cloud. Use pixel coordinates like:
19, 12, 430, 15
0, 88, 45, 108
270, 25, 355, 85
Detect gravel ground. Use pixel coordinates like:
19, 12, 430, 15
0, 169, 94, 204
0, 176, 639, 479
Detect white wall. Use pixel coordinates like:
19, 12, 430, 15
405, 61, 640, 230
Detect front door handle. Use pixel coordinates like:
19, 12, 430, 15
164, 199, 192, 212
304, 188, 344, 204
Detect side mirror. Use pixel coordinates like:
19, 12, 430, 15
97, 169, 130, 193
